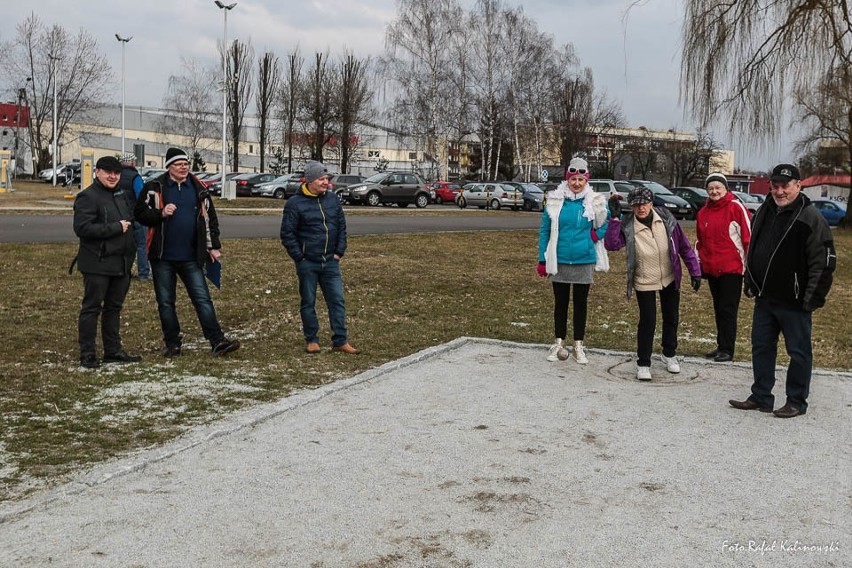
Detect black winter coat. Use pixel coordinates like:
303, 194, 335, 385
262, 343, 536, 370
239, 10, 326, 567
134, 173, 221, 264
72, 179, 137, 275
745, 194, 835, 312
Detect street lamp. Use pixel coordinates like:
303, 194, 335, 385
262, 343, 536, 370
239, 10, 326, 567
215, 0, 237, 200
115, 34, 133, 157
49, 54, 61, 187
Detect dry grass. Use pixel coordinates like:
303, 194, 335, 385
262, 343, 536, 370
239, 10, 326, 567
0, 197, 849, 503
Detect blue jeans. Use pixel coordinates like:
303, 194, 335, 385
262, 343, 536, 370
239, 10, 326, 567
151, 259, 224, 348
750, 298, 813, 411
296, 259, 347, 346
133, 222, 150, 279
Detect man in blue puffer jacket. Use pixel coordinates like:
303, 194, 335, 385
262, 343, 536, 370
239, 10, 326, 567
280, 160, 360, 355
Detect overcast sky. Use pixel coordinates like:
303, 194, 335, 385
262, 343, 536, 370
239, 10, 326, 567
1, 0, 793, 171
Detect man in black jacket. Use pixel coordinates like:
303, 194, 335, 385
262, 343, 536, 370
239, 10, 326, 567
73, 156, 141, 368
280, 160, 359, 354
134, 147, 239, 358
730, 164, 835, 418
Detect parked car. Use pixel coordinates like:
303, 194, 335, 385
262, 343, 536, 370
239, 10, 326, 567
328, 173, 366, 204
140, 168, 167, 183
588, 179, 635, 203
39, 161, 80, 183
537, 182, 560, 193
230, 173, 278, 197
54, 163, 81, 186
671, 186, 709, 213
256, 173, 299, 199
455, 182, 525, 210
430, 181, 463, 205
282, 172, 308, 199
627, 180, 695, 220
208, 172, 242, 196
503, 181, 545, 211
346, 171, 432, 208
731, 191, 762, 214
810, 198, 847, 226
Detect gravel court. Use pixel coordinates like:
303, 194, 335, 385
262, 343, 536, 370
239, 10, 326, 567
0, 338, 848, 567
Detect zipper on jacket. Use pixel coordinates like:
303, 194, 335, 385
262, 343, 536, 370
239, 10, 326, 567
318, 199, 329, 262
794, 273, 800, 299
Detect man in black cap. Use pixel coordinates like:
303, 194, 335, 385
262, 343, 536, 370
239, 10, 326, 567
730, 163, 835, 418
134, 147, 240, 357
72, 156, 141, 368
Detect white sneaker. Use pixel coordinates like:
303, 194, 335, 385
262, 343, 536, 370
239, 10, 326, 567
547, 339, 569, 362
572, 340, 588, 364
637, 366, 652, 381
662, 354, 681, 374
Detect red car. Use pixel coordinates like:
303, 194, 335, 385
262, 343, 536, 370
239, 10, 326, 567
431, 181, 463, 205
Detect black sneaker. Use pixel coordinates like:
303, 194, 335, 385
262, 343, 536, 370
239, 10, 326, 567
80, 354, 100, 369
163, 344, 182, 358
103, 350, 142, 363
212, 338, 241, 356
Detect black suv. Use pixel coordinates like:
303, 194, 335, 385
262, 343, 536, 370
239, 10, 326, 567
346, 171, 432, 208
329, 174, 366, 204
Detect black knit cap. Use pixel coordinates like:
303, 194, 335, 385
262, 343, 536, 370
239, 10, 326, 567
164, 147, 189, 168
95, 156, 122, 173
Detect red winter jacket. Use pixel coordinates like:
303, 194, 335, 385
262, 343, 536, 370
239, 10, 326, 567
696, 191, 752, 277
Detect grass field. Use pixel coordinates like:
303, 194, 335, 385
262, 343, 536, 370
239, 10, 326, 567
0, 181, 848, 502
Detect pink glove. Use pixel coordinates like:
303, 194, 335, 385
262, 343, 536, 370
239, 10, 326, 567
536, 262, 547, 277
590, 228, 599, 243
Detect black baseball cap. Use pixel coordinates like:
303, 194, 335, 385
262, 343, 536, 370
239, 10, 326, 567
770, 164, 800, 182
95, 156, 122, 173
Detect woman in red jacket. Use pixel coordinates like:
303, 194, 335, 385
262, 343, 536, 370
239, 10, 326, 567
696, 173, 752, 362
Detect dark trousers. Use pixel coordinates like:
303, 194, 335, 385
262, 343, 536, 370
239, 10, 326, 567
78, 273, 131, 358
749, 298, 813, 412
635, 282, 680, 366
133, 222, 150, 279
552, 282, 589, 341
707, 273, 743, 356
151, 260, 224, 348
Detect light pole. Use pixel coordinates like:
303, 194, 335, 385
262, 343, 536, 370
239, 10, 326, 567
49, 54, 61, 187
115, 34, 133, 157
215, 1, 237, 200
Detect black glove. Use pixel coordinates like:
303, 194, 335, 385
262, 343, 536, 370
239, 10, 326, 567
608, 194, 622, 219
691, 276, 701, 291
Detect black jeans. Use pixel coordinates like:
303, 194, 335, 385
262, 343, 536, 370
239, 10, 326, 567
635, 281, 679, 366
749, 298, 813, 411
552, 282, 589, 341
707, 273, 743, 356
78, 272, 131, 358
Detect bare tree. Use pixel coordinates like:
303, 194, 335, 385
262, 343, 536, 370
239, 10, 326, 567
256, 51, 280, 172
158, 58, 218, 158
383, 0, 463, 177
336, 53, 372, 173
661, 129, 725, 186
680, 0, 852, 167
304, 52, 335, 161
793, 66, 852, 173
278, 48, 304, 173
221, 39, 254, 170
548, 47, 593, 168
0, 14, 113, 172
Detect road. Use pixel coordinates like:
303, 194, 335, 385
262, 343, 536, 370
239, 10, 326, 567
0, 210, 542, 244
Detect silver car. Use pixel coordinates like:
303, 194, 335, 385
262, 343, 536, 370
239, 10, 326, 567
456, 182, 525, 210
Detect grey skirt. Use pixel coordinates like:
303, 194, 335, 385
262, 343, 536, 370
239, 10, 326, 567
550, 263, 594, 284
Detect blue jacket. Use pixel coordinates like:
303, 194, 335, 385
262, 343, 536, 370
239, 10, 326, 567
538, 196, 607, 265
280, 185, 347, 263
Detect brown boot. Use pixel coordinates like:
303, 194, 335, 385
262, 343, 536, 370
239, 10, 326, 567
333, 343, 361, 355
305, 342, 321, 354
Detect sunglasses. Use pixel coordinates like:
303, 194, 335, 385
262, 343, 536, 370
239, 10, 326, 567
567, 167, 588, 175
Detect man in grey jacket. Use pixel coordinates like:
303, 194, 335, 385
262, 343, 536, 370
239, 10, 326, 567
73, 156, 141, 368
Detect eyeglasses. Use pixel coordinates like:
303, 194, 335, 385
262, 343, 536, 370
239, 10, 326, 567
567, 167, 588, 175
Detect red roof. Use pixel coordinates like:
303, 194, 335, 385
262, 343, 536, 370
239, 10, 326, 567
800, 175, 851, 188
